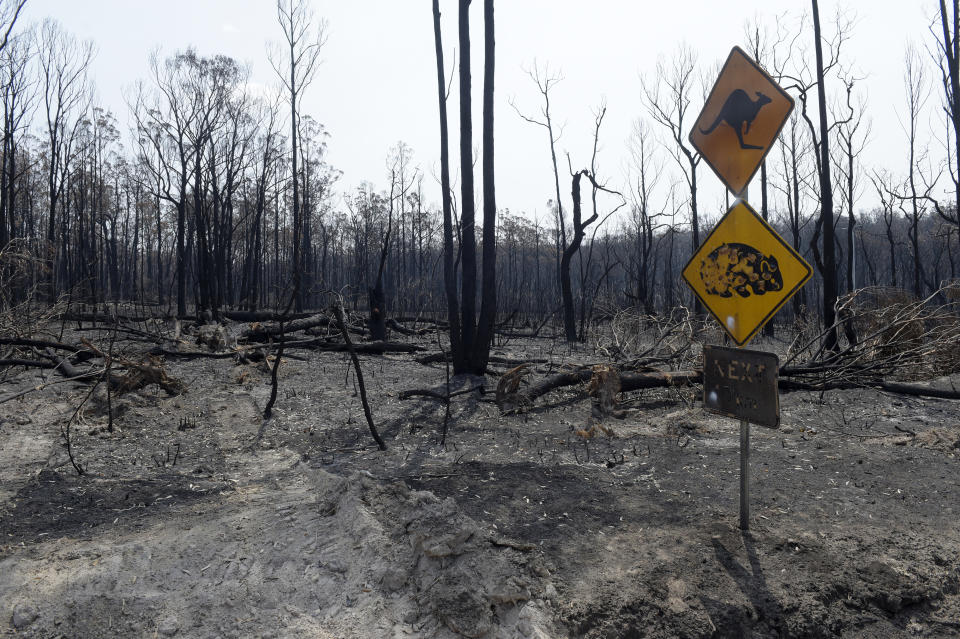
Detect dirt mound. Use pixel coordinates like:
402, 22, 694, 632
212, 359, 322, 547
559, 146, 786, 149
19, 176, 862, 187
1, 455, 554, 638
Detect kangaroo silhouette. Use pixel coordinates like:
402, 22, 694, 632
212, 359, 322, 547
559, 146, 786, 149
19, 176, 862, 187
700, 89, 772, 150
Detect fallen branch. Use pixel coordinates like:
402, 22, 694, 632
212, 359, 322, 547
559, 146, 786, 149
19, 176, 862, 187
894, 424, 917, 436
306, 340, 422, 354
398, 385, 485, 402
0, 368, 107, 405
0, 336, 86, 352
73, 324, 164, 343
416, 352, 546, 366
148, 347, 237, 360
778, 376, 960, 399
392, 315, 448, 327
42, 347, 94, 380
61, 311, 157, 323
875, 380, 960, 399
386, 318, 434, 336
518, 364, 960, 408
333, 302, 386, 451
222, 310, 314, 322
0, 358, 55, 369
150, 339, 422, 360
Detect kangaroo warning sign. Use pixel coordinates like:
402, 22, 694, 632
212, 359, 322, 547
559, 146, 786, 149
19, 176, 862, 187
682, 200, 811, 346
690, 46, 794, 196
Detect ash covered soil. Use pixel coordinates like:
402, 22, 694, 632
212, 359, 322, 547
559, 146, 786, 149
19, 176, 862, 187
1, 325, 959, 638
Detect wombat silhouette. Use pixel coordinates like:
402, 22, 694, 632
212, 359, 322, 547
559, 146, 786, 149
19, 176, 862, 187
699, 242, 783, 298
699, 89, 772, 150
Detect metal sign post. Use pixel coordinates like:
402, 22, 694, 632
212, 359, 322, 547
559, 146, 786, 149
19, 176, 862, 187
683, 48, 808, 532
740, 185, 750, 532
740, 419, 749, 530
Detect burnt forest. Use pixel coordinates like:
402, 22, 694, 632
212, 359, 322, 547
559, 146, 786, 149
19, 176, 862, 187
1, 1, 959, 637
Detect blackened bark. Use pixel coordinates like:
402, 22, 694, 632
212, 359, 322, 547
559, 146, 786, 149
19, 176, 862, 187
333, 302, 386, 451
940, 0, 960, 251
369, 189, 391, 341
471, 0, 496, 372
561, 171, 599, 342
847, 142, 856, 293
289, 29, 303, 313
812, 0, 839, 351
457, 0, 477, 364
176, 196, 186, 317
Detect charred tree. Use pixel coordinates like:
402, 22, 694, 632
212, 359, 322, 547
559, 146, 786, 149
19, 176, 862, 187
471, 0, 497, 371
436, 0, 497, 375
432, 0, 463, 370
811, 0, 839, 351
936, 0, 960, 252
368, 170, 393, 341
456, 0, 478, 368
271, 0, 327, 313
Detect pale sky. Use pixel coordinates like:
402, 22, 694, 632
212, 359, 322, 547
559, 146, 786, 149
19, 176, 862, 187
20, 1, 942, 227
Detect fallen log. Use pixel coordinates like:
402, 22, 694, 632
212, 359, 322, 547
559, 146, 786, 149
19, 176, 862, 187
73, 325, 164, 343
495, 330, 560, 339
0, 337, 85, 353
519, 365, 960, 407
61, 312, 161, 323
42, 347, 93, 379
0, 358, 56, 369
146, 345, 311, 362
148, 348, 236, 360
150, 339, 423, 360
303, 324, 367, 338
222, 310, 314, 322
778, 377, 960, 399
875, 380, 960, 399
392, 316, 448, 327
520, 368, 702, 405
416, 352, 548, 366
310, 340, 423, 354
241, 313, 367, 341
240, 313, 332, 340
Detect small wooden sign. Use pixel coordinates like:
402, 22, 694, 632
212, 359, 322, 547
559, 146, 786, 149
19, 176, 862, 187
703, 345, 779, 428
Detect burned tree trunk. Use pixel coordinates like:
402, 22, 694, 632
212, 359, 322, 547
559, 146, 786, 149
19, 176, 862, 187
433, 0, 463, 371
457, 0, 477, 363
560, 171, 590, 342
369, 176, 393, 342
812, 0, 839, 351
471, 0, 497, 372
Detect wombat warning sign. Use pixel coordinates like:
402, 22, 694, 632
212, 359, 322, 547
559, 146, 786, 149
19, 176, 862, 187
682, 200, 811, 346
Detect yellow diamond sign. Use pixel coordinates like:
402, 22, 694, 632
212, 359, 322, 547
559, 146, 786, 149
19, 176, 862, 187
690, 46, 794, 196
682, 200, 811, 346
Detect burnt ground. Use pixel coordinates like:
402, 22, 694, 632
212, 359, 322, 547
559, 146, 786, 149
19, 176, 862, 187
0, 324, 958, 638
